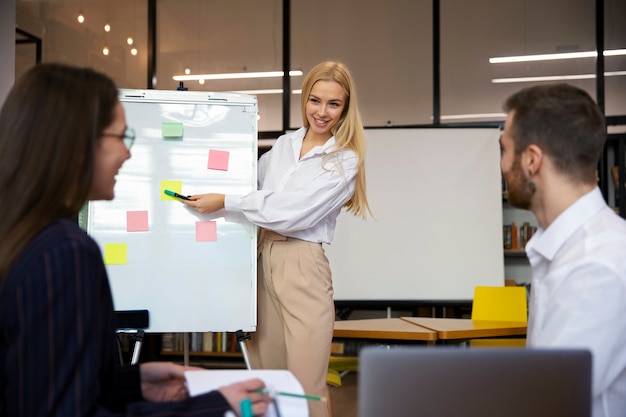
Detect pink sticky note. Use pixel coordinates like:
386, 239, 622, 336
207, 149, 230, 171
127, 211, 149, 232
196, 221, 217, 242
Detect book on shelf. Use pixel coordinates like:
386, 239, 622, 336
503, 221, 537, 251
161, 332, 175, 352
503, 225, 512, 250
519, 221, 537, 249
202, 332, 213, 352
229, 332, 237, 353
511, 222, 518, 250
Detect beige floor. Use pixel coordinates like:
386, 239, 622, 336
328, 372, 358, 417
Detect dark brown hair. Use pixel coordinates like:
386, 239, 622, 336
0, 63, 118, 284
503, 83, 606, 183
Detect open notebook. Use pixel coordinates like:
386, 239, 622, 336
185, 369, 309, 417
359, 347, 591, 417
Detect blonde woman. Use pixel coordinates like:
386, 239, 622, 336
185, 61, 370, 417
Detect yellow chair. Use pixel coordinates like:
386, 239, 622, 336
326, 355, 359, 387
326, 368, 343, 387
470, 285, 528, 347
326, 356, 358, 417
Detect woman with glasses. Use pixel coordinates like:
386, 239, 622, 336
103, 127, 136, 152
0, 63, 270, 417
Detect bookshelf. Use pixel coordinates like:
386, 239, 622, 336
160, 351, 246, 369
501, 188, 535, 285
503, 250, 528, 258
159, 331, 246, 368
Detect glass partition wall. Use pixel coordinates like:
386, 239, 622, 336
441, 0, 625, 123
156, 0, 283, 132
16, 0, 148, 88
16, 0, 624, 130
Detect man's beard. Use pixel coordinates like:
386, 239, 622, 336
505, 157, 536, 210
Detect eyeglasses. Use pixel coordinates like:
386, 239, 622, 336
102, 128, 136, 151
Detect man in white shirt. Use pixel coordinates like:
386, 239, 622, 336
500, 83, 626, 417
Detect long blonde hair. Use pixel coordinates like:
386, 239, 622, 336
300, 61, 371, 218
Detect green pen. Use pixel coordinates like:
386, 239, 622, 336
240, 398, 253, 417
163, 189, 191, 200
255, 388, 327, 402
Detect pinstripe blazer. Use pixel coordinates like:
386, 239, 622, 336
0, 218, 230, 417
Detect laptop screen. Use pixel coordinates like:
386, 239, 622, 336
359, 347, 591, 417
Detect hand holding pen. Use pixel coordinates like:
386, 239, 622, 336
182, 193, 225, 215
163, 189, 225, 215
217, 378, 270, 417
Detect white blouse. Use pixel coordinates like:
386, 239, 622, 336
224, 127, 358, 244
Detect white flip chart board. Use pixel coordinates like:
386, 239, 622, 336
88, 89, 258, 332
326, 128, 505, 302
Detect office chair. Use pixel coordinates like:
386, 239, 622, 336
470, 285, 527, 347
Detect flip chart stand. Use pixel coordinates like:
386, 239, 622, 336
130, 330, 145, 364
236, 330, 252, 370
115, 309, 149, 365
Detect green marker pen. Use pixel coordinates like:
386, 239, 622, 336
163, 189, 191, 200
240, 398, 253, 417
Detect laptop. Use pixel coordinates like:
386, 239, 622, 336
359, 346, 591, 417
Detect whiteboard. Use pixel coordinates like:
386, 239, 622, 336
325, 128, 504, 302
88, 89, 258, 332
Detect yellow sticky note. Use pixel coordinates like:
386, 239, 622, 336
161, 180, 183, 200
162, 122, 183, 138
104, 243, 127, 265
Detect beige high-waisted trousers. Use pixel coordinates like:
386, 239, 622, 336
247, 230, 334, 417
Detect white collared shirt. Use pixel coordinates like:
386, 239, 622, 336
526, 187, 626, 417
224, 127, 358, 244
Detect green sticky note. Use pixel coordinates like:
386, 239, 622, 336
104, 243, 127, 265
162, 122, 183, 138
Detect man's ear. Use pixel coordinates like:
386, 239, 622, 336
523, 144, 543, 176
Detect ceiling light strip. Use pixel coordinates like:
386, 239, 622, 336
439, 113, 506, 120
173, 70, 303, 81
229, 89, 302, 95
492, 71, 626, 84
489, 48, 626, 64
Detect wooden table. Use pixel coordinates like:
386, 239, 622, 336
400, 317, 527, 341
333, 318, 437, 342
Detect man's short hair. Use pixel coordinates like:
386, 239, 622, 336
503, 83, 606, 183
